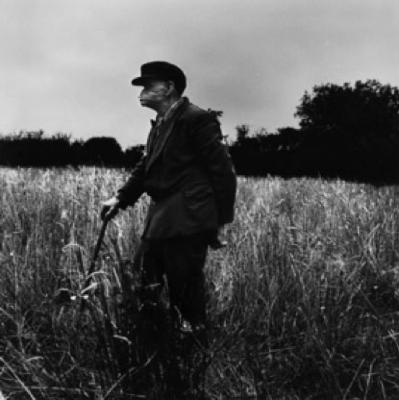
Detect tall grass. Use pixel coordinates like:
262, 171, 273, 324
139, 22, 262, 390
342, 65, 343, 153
0, 167, 398, 399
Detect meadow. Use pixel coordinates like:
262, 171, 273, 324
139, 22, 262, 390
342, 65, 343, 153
0, 167, 398, 399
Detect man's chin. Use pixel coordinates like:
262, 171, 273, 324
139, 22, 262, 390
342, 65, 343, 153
139, 99, 158, 112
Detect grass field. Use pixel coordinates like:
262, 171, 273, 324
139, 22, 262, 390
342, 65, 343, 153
0, 167, 399, 399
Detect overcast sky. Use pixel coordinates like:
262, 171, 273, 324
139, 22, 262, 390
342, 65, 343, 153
1, 0, 398, 148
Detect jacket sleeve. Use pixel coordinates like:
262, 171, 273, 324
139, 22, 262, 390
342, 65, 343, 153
189, 113, 237, 225
116, 155, 146, 209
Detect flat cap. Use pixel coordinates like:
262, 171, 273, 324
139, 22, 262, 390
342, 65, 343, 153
131, 61, 186, 95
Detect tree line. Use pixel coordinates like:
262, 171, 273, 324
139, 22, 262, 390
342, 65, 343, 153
231, 79, 399, 182
0, 131, 144, 168
1, 79, 398, 182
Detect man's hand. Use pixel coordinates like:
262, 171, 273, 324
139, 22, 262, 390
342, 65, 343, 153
100, 196, 120, 221
208, 226, 227, 250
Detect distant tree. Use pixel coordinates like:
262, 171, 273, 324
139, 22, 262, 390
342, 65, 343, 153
295, 79, 399, 139
295, 79, 399, 180
235, 124, 250, 144
15, 129, 45, 140
52, 132, 72, 142
0, 130, 74, 166
0, 132, 142, 168
82, 136, 123, 165
276, 127, 299, 136
275, 127, 302, 151
71, 139, 85, 165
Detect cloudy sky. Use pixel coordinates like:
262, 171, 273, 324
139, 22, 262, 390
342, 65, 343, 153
1, 0, 398, 148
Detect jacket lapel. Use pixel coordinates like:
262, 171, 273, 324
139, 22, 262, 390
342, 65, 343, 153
145, 98, 188, 173
146, 120, 157, 155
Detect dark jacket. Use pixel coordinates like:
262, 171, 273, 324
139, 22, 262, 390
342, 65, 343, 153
117, 97, 236, 239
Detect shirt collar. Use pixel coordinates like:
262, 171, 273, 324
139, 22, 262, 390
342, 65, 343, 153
155, 97, 185, 126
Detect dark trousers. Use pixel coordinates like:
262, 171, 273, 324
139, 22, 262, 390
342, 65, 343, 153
136, 231, 209, 327
133, 233, 210, 398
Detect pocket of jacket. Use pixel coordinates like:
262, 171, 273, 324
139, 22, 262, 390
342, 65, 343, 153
182, 185, 216, 215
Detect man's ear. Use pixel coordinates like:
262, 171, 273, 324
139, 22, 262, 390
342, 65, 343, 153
166, 80, 177, 96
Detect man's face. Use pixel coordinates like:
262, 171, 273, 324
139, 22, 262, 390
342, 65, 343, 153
138, 79, 169, 110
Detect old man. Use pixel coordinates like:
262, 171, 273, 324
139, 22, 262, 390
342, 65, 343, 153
101, 60, 236, 334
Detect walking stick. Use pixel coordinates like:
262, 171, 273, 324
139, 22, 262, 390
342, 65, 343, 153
79, 218, 109, 312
